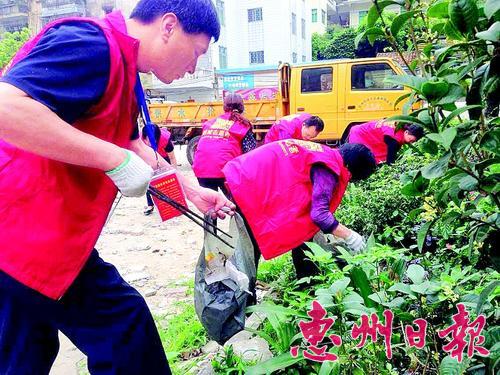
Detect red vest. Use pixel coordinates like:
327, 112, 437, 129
193, 112, 251, 178
223, 139, 351, 259
158, 128, 172, 159
264, 113, 311, 144
348, 121, 405, 164
0, 11, 139, 299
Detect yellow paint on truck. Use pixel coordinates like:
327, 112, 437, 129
149, 57, 412, 142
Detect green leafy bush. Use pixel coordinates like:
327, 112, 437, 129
0, 28, 30, 69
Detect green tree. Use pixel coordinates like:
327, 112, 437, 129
0, 28, 30, 69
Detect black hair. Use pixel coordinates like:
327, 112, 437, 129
404, 124, 425, 140
304, 116, 324, 132
142, 123, 161, 144
224, 93, 244, 114
339, 143, 376, 181
130, 0, 220, 42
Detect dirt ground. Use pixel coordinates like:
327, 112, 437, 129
50, 146, 215, 374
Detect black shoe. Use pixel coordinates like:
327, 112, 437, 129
143, 206, 154, 216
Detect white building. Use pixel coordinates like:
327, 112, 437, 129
309, 0, 338, 34
334, 0, 401, 28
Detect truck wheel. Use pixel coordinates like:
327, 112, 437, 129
187, 135, 201, 165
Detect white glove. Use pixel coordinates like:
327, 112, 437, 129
106, 150, 153, 197
344, 231, 366, 254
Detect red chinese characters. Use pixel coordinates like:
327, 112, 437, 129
290, 301, 342, 362
351, 310, 394, 359
405, 318, 428, 349
438, 303, 490, 363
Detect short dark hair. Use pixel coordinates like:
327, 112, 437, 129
339, 143, 376, 181
130, 0, 220, 42
304, 116, 324, 132
404, 124, 425, 140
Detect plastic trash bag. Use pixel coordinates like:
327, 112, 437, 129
194, 213, 256, 345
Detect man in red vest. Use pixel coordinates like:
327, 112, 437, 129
348, 120, 424, 164
0, 1, 233, 374
264, 113, 324, 144
223, 141, 376, 280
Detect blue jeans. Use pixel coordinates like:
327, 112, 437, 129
0, 250, 171, 375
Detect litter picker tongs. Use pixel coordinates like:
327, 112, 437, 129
147, 186, 234, 249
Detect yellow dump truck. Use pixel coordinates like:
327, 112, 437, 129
148, 57, 412, 163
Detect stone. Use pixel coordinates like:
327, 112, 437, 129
230, 337, 272, 363
202, 340, 222, 354
223, 330, 252, 347
144, 288, 158, 297
127, 244, 151, 252
123, 272, 150, 283
246, 312, 266, 330
194, 360, 215, 375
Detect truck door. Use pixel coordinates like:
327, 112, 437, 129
341, 61, 406, 132
291, 65, 339, 141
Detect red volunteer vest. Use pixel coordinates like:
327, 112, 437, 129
193, 112, 251, 178
264, 113, 311, 144
223, 139, 351, 259
348, 121, 405, 164
158, 128, 172, 159
0, 11, 139, 299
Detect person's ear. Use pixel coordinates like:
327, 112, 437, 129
160, 13, 178, 43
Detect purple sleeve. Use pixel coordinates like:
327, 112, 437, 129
310, 165, 339, 233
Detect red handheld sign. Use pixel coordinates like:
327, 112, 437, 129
150, 169, 187, 221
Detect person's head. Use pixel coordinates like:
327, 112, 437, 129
129, 0, 220, 84
402, 124, 424, 144
223, 93, 244, 114
301, 116, 324, 141
142, 123, 161, 145
339, 143, 376, 181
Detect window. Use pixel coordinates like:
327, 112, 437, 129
250, 51, 264, 64
219, 46, 227, 69
291, 13, 296, 35
321, 9, 326, 24
292, 53, 297, 63
301, 67, 333, 93
359, 10, 368, 24
216, 0, 225, 26
351, 63, 402, 90
301, 18, 306, 39
248, 7, 263, 22
302, 55, 306, 62
312, 8, 317, 23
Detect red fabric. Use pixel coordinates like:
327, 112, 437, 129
264, 113, 311, 144
348, 121, 405, 164
193, 112, 251, 178
157, 128, 171, 158
0, 11, 139, 299
223, 139, 350, 259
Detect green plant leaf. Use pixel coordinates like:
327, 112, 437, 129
476, 280, 500, 314
441, 128, 458, 150
246, 302, 307, 318
428, 0, 450, 18
355, 27, 386, 48
476, 21, 500, 42
350, 266, 375, 308
385, 75, 427, 92
442, 105, 483, 127
484, 0, 500, 20
407, 264, 426, 284
385, 114, 427, 127
388, 282, 415, 296
245, 352, 303, 375
417, 220, 436, 252
319, 359, 341, 375
449, 0, 479, 35
457, 57, 489, 81
366, 1, 400, 28
394, 92, 412, 109
444, 20, 465, 39
329, 277, 351, 296
383, 296, 406, 308
458, 175, 478, 191
410, 280, 431, 294
435, 84, 465, 105
480, 129, 500, 155
391, 11, 419, 36
422, 152, 451, 179
439, 355, 470, 375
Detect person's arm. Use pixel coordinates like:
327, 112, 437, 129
164, 139, 178, 167
241, 129, 257, 153
0, 83, 125, 171
310, 165, 365, 252
129, 138, 235, 218
384, 135, 402, 165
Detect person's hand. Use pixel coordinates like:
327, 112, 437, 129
105, 149, 153, 197
188, 186, 236, 219
344, 230, 366, 253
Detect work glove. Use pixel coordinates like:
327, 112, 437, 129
344, 230, 366, 254
106, 150, 153, 197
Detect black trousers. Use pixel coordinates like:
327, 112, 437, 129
197, 177, 230, 198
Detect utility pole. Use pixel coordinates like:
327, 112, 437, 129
28, 0, 42, 34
